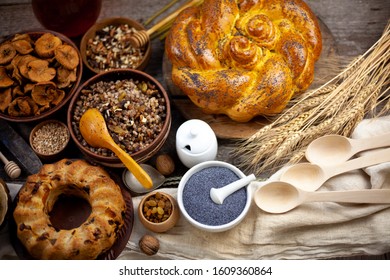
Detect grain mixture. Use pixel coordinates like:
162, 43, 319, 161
72, 78, 166, 156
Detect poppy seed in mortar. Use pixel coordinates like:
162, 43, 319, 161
182, 166, 247, 226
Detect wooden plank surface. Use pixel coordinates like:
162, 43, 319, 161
0, 0, 389, 260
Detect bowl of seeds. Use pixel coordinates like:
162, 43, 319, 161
67, 68, 171, 167
177, 160, 252, 232
80, 17, 151, 74
138, 191, 180, 233
29, 119, 70, 161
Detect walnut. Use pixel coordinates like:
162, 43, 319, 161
139, 234, 159, 256
155, 154, 175, 176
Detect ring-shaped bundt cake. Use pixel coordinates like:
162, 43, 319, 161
13, 159, 126, 260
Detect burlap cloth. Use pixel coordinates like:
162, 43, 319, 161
119, 116, 390, 260
1, 117, 389, 260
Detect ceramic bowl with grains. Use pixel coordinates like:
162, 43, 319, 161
67, 69, 171, 167
177, 161, 252, 232
80, 17, 151, 74
29, 120, 70, 160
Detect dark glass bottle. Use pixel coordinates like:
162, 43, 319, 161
32, 0, 102, 37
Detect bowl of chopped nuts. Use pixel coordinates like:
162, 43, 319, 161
67, 68, 171, 167
29, 119, 70, 161
0, 30, 82, 122
138, 191, 180, 233
80, 17, 151, 74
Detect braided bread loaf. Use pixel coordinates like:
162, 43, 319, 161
13, 159, 126, 259
165, 0, 322, 122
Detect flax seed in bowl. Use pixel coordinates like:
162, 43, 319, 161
67, 69, 171, 167
29, 120, 70, 161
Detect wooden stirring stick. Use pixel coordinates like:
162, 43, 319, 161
0, 151, 21, 179
129, 0, 201, 48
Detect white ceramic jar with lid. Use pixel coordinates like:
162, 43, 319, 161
176, 119, 218, 168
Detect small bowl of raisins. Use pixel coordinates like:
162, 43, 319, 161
138, 191, 180, 233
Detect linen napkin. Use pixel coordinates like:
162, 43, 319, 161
119, 116, 390, 260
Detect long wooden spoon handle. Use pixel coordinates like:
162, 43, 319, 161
327, 147, 390, 177
130, 0, 201, 48
306, 189, 390, 204
352, 132, 390, 152
108, 141, 153, 189
147, 0, 200, 35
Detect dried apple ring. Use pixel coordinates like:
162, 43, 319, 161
56, 66, 77, 88
8, 96, 37, 116
0, 66, 14, 88
0, 43, 17, 65
12, 39, 34, 55
51, 88, 65, 105
27, 59, 56, 83
55, 44, 79, 70
31, 81, 56, 106
35, 33, 62, 58
12, 85, 25, 98
0, 88, 12, 112
18, 55, 39, 79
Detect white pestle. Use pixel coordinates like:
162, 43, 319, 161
210, 174, 256, 204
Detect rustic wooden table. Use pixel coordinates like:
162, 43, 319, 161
0, 0, 389, 260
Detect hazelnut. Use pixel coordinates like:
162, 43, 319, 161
139, 234, 160, 255
155, 154, 175, 176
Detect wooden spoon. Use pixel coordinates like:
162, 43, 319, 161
79, 108, 153, 189
254, 181, 390, 214
305, 133, 390, 165
281, 147, 390, 191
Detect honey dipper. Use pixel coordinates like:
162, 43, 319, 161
0, 151, 21, 179
129, 0, 200, 48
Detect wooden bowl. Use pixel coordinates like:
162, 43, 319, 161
29, 119, 70, 161
138, 191, 180, 233
0, 30, 82, 122
0, 179, 11, 230
67, 69, 171, 167
80, 17, 151, 74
